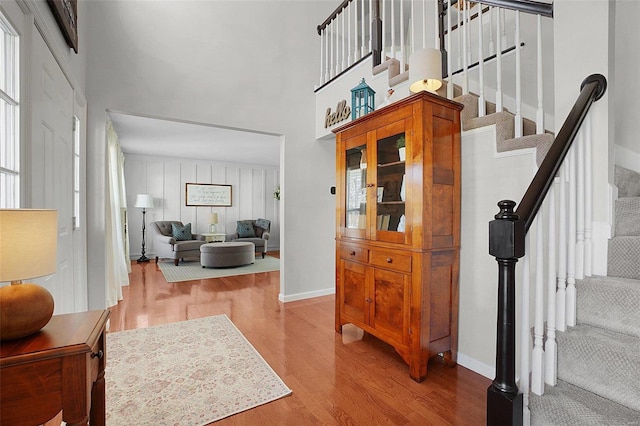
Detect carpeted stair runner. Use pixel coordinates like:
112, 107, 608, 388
530, 166, 640, 424
556, 325, 640, 412
529, 380, 640, 426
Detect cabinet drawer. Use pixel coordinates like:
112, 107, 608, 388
370, 250, 412, 273
339, 245, 368, 263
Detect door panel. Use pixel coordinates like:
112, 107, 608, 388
31, 29, 75, 314
340, 260, 367, 324
370, 268, 409, 345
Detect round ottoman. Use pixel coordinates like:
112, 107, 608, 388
200, 242, 255, 268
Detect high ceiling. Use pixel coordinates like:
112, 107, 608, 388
110, 112, 281, 167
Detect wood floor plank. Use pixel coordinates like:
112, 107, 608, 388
107, 254, 490, 425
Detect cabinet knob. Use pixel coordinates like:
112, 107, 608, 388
365, 298, 372, 303
91, 350, 104, 359
349, 250, 356, 256
386, 257, 393, 263
366, 183, 375, 188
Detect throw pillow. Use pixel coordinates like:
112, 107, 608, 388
237, 221, 256, 238
255, 218, 271, 230
172, 223, 192, 241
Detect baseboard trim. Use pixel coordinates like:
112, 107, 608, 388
457, 352, 495, 380
279, 287, 335, 303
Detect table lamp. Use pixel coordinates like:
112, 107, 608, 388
134, 194, 154, 263
208, 213, 218, 233
0, 209, 57, 340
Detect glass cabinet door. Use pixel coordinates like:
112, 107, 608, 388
345, 144, 368, 231
374, 132, 406, 235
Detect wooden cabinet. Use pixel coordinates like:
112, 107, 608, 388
333, 91, 463, 382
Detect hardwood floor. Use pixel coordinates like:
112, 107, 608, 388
108, 253, 490, 425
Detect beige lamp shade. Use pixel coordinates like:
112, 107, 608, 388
208, 213, 219, 225
0, 209, 58, 282
134, 194, 154, 209
0, 209, 57, 340
409, 48, 443, 94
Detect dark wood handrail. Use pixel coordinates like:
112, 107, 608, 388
317, 0, 352, 34
486, 73, 607, 426
445, 0, 553, 18
516, 74, 607, 231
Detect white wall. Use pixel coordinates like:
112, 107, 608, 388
85, 1, 337, 307
124, 153, 280, 258
615, 0, 640, 160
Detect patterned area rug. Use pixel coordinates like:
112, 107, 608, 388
106, 315, 292, 425
158, 255, 280, 283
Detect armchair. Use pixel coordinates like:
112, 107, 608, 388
227, 219, 270, 258
150, 221, 205, 266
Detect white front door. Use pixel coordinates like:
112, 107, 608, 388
30, 28, 75, 314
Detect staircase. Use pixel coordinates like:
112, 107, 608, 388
528, 166, 640, 425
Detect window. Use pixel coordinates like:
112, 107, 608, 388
73, 116, 80, 229
0, 12, 20, 208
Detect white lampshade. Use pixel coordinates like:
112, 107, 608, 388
409, 48, 443, 94
0, 209, 58, 282
208, 213, 219, 224
135, 194, 154, 209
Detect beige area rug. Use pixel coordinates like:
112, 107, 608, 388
106, 315, 292, 425
158, 255, 280, 283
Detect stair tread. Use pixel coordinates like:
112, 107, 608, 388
608, 236, 640, 280
530, 380, 640, 426
557, 324, 640, 412
614, 197, 640, 236
577, 275, 640, 338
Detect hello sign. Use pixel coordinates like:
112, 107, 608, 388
325, 100, 351, 128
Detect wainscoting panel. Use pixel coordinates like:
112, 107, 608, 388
125, 154, 280, 260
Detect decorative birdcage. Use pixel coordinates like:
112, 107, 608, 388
351, 78, 375, 120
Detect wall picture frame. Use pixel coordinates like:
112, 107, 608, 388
47, 0, 79, 53
185, 183, 232, 207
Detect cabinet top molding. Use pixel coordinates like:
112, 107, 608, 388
332, 91, 463, 134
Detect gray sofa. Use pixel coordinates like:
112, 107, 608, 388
226, 219, 270, 258
150, 221, 205, 265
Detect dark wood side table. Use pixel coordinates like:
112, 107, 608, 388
0, 310, 110, 426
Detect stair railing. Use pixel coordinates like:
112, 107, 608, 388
487, 73, 607, 426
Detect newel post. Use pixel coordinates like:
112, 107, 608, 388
371, 0, 382, 66
487, 200, 525, 426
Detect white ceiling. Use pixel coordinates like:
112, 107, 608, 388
109, 112, 281, 167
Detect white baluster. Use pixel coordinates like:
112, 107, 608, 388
430, 0, 435, 50
557, 163, 568, 332
466, 3, 472, 65
457, 3, 462, 70
361, 0, 366, 57
489, 6, 495, 55
520, 232, 532, 423
400, 0, 406, 72
462, 2, 468, 94
585, 113, 593, 276
545, 185, 557, 386
380, 0, 385, 61
348, 4, 353, 66
369, 0, 373, 51
500, 7, 507, 47
531, 215, 545, 396
342, 9, 347, 71
478, 3, 485, 116
355, 0, 361, 61
410, 0, 415, 54
328, 23, 334, 79
447, 0, 453, 99
391, 0, 396, 61
576, 129, 585, 280
333, 16, 342, 76
536, 14, 544, 134
567, 145, 577, 327
496, 5, 503, 112
320, 28, 325, 85
515, 11, 522, 137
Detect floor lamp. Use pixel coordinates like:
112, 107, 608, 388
135, 194, 154, 263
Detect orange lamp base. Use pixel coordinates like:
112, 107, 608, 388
0, 282, 55, 341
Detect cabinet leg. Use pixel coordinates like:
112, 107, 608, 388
439, 350, 457, 368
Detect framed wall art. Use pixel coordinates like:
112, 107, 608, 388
47, 0, 79, 53
185, 183, 232, 207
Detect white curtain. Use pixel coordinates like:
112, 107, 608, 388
106, 120, 130, 307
